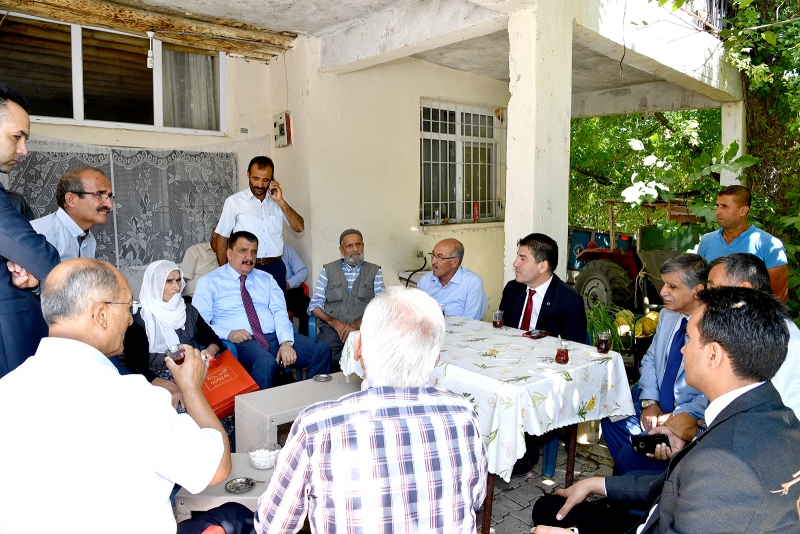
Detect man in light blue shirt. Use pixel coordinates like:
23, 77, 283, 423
194, 231, 330, 389
417, 239, 487, 321
282, 243, 310, 336
697, 185, 788, 301
30, 168, 113, 260
308, 229, 384, 371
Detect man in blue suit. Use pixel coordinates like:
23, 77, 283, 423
601, 253, 708, 475
499, 232, 587, 477
0, 84, 60, 378
531, 287, 800, 534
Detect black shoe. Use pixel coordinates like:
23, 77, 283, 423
511, 434, 541, 477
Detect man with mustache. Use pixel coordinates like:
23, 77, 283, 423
308, 229, 384, 372
697, 185, 788, 301
214, 156, 304, 293
416, 238, 487, 320
601, 253, 709, 476
30, 167, 113, 260
0, 83, 60, 379
194, 231, 330, 389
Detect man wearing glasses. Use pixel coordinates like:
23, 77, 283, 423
31, 167, 114, 260
308, 229, 384, 372
417, 238, 487, 321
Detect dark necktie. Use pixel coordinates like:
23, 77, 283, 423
520, 288, 536, 331
659, 317, 688, 414
240, 275, 270, 351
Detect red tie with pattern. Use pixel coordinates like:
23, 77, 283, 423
240, 275, 270, 351
520, 288, 536, 331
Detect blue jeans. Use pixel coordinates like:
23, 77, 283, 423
236, 331, 330, 389
600, 383, 668, 476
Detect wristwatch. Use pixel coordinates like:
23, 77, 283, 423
280, 341, 294, 348
641, 399, 659, 409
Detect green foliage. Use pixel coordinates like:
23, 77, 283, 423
569, 109, 722, 234
584, 302, 631, 353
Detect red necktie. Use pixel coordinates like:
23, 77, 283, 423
240, 275, 270, 351
520, 288, 536, 331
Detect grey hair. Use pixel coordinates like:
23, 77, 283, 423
660, 253, 707, 290
451, 239, 465, 263
41, 260, 121, 325
359, 287, 445, 387
707, 253, 771, 293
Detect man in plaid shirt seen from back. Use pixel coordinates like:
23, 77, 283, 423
255, 286, 488, 534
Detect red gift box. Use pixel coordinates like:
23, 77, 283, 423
202, 350, 259, 418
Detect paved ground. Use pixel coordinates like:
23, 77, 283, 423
476, 438, 615, 534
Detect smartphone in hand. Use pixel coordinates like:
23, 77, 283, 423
632, 434, 670, 455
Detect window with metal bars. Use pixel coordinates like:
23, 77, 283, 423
419, 98, 506, 224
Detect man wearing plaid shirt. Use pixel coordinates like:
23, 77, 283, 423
256, 287, 488, 534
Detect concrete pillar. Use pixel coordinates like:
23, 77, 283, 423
721, 101, 746, 186
504, 1, 573, 282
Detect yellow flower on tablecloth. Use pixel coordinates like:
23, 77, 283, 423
577, 395, 597, 421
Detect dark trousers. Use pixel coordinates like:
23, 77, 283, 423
236, 331, 330, 389
176, 502, 256, 534
286, 286, 311, 336
317, 323, 344, 373
255, 259, 287, 295
601, 384, 668, 476
532, 495, 643, 534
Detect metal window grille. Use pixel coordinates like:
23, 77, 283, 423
420, 98, 506, 224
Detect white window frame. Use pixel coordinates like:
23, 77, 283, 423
2, 10, 226, 135
419, 98, 506, 225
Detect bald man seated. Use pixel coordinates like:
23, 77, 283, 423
0, 258, 254, 534
416, 238, 487, 320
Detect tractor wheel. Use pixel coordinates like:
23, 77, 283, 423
575, 259, 634, 309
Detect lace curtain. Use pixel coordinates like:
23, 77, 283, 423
4, 134, 268, 270
163, 49, 218, 130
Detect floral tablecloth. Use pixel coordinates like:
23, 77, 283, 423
340, 317, 634, 481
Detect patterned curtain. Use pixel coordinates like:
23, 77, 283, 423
5, 135, 268, 269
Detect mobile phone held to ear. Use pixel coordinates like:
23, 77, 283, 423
268, 178, 277, 196
632, 434, 670, 455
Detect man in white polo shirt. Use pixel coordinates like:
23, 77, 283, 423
214, 156, 304, 292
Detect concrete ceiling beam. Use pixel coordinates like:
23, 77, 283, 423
572, 81, 721, 118
319, 0, 506, 74
573, 0, 742, 102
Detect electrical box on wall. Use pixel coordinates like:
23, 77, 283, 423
273, 112, 292, 148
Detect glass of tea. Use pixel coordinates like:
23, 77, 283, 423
492, 310, 504, 328
555, 346, 569, 364
596, 331, 611, 354
165, 345, 185, 365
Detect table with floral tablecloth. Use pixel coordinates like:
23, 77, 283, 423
340, 317, 634, 482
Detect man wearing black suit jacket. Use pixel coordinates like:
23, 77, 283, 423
500, 233, 587, 477
499, 233, 587, 344
0, 84, 60, 378
531, 287, 800, 534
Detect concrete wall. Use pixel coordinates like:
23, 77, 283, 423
272, 36, 510, 319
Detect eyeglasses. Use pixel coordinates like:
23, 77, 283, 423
73, 190, 115, 201
105, 300, 140, 315
428, 252, 458, 261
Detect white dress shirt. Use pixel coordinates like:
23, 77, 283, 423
517, 275, 553, 329
215, 189, 289, 258
30, 208, 96, 260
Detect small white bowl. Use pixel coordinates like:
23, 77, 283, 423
248, 442, 281, 470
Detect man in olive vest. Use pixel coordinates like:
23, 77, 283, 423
307, 229, 385, 372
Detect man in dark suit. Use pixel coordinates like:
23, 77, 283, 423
499, 232, 586, 343
531, 287, 800, 534
0, 84, 60, 378
500, 232, 587, 477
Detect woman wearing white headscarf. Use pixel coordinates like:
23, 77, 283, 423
124, 260, 223, 410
